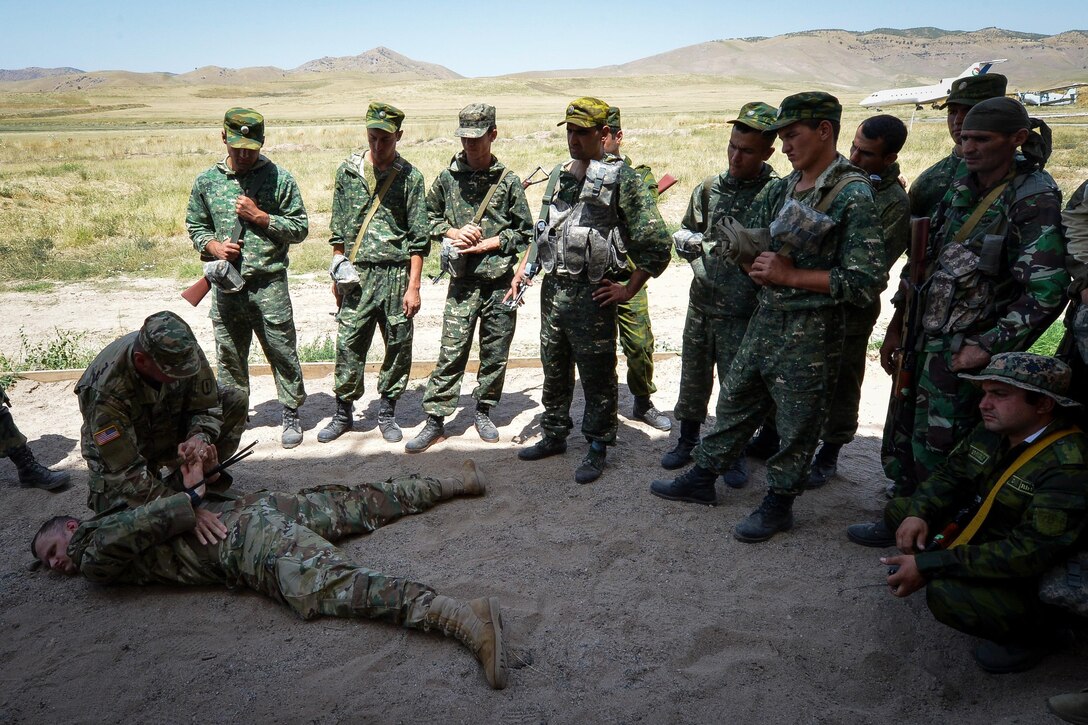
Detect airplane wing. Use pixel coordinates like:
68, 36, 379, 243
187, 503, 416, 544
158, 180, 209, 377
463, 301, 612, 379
1011, 82, 1087, 95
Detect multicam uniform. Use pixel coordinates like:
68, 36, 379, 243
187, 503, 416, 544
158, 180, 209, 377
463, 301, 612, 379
537, 154, 671, 443
896, 160, 1068, 484
884, 418, 1088, 642
422, 153, 533, 417
616, 155, 660, 401
68, 475, 448, 625
75, 333, 247, 513
674, 164, 776, 424
691, 155, 886, 494
186, 156, 309, 409
329, 151, 429, 403
820, 162, 910, 445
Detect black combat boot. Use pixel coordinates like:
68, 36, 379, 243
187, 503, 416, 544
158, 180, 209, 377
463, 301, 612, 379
518, 436, 567, 461
318, 398, 354, 443
661, 419, 699, 469
720, 457, 749, 489
806, 442, 842, 489
733, 491, 795, 543
633, 396, 672, 432
575, 441, 607, 484
406, 415, 444, 453
377, 396, 402, 443
650, 464, 717, 505
745, 423, 780, 460
9, 445, 69, 491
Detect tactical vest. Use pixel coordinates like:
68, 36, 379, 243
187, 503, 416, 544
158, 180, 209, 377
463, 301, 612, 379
536, 158, 629, 282
922, 171, 1058, 337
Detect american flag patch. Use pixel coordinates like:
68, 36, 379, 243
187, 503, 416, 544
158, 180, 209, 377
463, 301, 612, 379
93, 425, 121, 446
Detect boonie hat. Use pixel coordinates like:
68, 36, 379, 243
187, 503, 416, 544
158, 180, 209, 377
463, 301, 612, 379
960, 352, 1081, 407
770, 92, 842, 130
559, 97, 610, 128
367, 102, 405, 133
455, 103, 496, 138
138, 311, 201, 379
729, 102, 778, 132
224, 108, 264, 150
939, 74, 1008, 109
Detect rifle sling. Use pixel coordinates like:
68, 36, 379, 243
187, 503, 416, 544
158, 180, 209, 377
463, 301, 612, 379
347, 157, 402, 264
472, 167, 511, 226
522, 162, 565, 268
950, 427, 1081, 547
953, 180, 1010, 245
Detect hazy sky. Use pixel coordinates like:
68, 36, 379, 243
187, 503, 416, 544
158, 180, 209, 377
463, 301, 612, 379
1, 0, 1082, 77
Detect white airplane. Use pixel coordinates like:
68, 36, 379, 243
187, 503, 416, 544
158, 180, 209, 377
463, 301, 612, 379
860, 59, 1008, 108
1016, 84, 1084, 107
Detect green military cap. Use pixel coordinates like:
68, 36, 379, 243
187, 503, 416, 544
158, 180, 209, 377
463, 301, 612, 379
558, 97, 610, 128
223, 108, 264, 150
769, 92, 842, 130
138, 311, 201, 379
455, 103, 496, 138
728, 102, 778, 131
962, 96, 1030, 134
939, 74, 1008, 109
367, 102, 405, 133
960, 352, 1080, 407
606, 106, 622, 131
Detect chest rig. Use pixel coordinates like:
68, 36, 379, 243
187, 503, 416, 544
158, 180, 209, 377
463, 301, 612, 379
536, 158, 629, 282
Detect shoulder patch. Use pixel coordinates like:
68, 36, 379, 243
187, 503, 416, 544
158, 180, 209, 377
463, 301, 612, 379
968, 444, 990, 466
1054, 438, 1086, 466
93, 425, 121, 446
1005, 474, 1034, 496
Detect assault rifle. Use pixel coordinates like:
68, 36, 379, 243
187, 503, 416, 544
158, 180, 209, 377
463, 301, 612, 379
880, 216, 931, 491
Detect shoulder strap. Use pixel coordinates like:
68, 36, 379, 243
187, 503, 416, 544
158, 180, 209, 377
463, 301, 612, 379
701, 173, 720, 230
814, 173, 867, 214
953, 180, 1010, 245
537, 163, 564, 224
950, 427, 1082, 547
347, 157, 403, 264
472, 167, 511, 225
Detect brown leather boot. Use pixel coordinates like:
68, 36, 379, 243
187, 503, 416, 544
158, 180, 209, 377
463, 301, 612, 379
423, 595, 508, 689
438, 460, 487, 499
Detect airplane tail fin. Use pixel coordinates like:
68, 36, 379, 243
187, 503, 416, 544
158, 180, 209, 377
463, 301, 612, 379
956, 59, 1008, 79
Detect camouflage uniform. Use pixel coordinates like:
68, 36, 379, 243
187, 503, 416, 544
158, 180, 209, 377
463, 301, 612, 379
0, 389, 26, 457
821, 163, 910, 444
538, 156, 671, 443
186, 155, 309, 409
883, 417, 1088, 643
691, 155, 886, 494
909, 152, 961, 221
329, 151, 429, 402
675, 164, 776, 423
615, 155, 660, 400
76, 330, 248, 514
896, 159, 1068, 485
1060, 180, 1088, 424
69, 476, 448, 625
422, 152, 533, 416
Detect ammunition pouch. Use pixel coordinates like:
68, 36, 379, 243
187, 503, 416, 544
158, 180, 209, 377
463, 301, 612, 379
439, 239, 467, 279
328, 253, 360, 295
1038, 550, 1088, 617
922, 234, 1003, 336
769, 198, 836, 256
204, 260, 244, 294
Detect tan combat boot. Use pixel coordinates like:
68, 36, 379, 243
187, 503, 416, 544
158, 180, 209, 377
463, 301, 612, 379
438, 460, 487, 499
424, 594, 508, 689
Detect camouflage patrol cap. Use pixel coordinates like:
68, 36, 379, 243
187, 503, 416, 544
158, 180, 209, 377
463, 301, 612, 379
939, 74, 1008, 109
959, 352, 1081, 407
769, 92, 842, 130
606, 106, 622, 131
223, 108, 264, 150
138, 311, 201, 379
455, 103, 496, 138
728, 102, 778, 131
367, 102, 405, 133
559, 97, 610, 128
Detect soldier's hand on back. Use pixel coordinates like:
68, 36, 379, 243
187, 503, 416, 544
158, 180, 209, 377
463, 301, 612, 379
591, 279, 631, 307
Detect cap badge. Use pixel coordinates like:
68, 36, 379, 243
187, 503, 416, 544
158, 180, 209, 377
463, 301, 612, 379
240, 125, 250, 136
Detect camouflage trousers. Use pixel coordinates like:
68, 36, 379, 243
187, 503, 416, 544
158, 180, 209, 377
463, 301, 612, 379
334, 264, 414, 402
423, 278, 517, 417
540, 274, 619, 444
211, 271, 306, 409
673, 304, 750, 423
617, 285, 656, 398
85, 384, 249, 514
0, 390, 27, 457
821, 298, 881, 444
217, 475, 443, 625
884, 497, 1046, 643
693, 305, 843, 495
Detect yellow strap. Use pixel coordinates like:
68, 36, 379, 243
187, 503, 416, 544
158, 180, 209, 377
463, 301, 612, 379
347, 154, 401, 264
953, 180, 1009, 244
950, 427, 1080, 547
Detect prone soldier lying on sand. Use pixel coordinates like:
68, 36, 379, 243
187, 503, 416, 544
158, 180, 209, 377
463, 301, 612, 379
31, 456, 509, 690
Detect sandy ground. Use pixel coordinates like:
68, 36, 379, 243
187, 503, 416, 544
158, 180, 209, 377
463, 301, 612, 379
0, 265, 1083, 724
